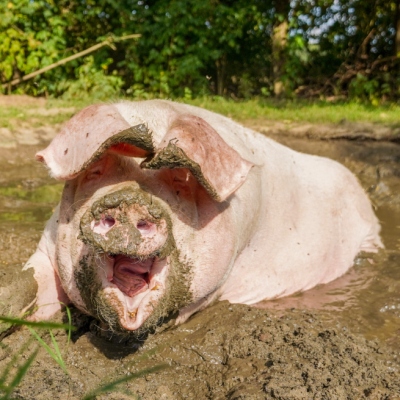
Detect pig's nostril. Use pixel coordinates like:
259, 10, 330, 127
137, 220, 148, 228
92, 215, 115, 235
103, 216, 115, 228
136, 220, 154, 234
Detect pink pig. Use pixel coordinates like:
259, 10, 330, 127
24, 100, 382, 331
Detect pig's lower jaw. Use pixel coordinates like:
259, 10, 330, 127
99, 254, 170, 331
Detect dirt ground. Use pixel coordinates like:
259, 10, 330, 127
0, 96, 399, 399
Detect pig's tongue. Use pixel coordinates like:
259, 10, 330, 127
112, 256, 152, 297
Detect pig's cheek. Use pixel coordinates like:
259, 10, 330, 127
56, 230, 90, 313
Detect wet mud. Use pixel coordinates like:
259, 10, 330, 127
0, 119, 400, 398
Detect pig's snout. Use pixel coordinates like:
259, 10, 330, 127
79, 194, 169, 257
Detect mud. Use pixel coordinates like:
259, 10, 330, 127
0, 105, 400, 398
82, 123, 155, 175
79, 187, 171, 256
143, 141, 219, 200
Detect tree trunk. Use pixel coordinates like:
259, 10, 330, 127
216, 56, 226, 96
395, 0, 400, 56
272, 0, 290, 96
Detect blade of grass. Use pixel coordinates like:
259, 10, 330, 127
0, 316, 76, 331
49, 331, 64, 368
27, 327, 67, 374
0, 339, 34, 385
4, 348, 39, 399
62, 305, 73, 345
82, 364, 167, 400
0, 346, 38, 400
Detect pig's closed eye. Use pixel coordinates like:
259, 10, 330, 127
83, 158, 108, 182
84, 167, 104, 181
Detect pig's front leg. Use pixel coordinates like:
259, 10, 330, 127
23, 206, 70, 320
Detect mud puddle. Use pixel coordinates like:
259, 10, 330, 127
0, 135, 400, 399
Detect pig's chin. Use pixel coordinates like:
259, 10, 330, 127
99, 253, 170, 331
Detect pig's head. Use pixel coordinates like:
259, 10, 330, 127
36, 102, 252, 332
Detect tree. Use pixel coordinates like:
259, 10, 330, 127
0, 0, 399, 100
271, 0, 290, 96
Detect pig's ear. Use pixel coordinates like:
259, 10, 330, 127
141, 115, 253, 202
35, 104, 154, 180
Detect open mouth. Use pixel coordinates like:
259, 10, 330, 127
108, 255, 155, 297
96, 252, 170, 330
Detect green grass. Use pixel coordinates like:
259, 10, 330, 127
0, 314, 166, 399
186, 97, 400, 125
1, 95, 399, 131
82, 365, 166, 400
0, 315, 75, 398
0, 340, 38, 400
0, 184, 63, 203
0, 99, 78, 130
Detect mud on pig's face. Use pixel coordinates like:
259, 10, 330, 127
73, 183, 193, 332
35, 103, 252, 332
50, 153, 196, 333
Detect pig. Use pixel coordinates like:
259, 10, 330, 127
24, 100, 382, 332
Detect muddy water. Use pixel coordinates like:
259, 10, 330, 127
0, 137, 400, 398
263, 137, 400, 347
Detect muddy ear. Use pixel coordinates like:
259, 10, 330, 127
141, 115, 253, 202
35, 104, 154, 180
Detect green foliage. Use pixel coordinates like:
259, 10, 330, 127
289, 0, 400, 101
124, 0, 273, 97
0, 0, 68, 95
0, 0, 399, 100
57, 56, 124, 100
281, 34, 310, 94
349, 74, 379, 104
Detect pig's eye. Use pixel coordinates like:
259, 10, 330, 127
85, 168, 103, 181
84, 160, 107, 182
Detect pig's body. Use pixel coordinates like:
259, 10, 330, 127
24, 100, 382, 331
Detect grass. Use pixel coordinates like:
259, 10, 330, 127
0, 313, 166, 398
0, 105, 76, 129
1, 95, 399, 131
0, 314, 75, 398
82, 365, 166, 400
0, 183, 63, 222
187, 97, 400, 125
0, 184, 63, 204
0, 339, 38, 400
